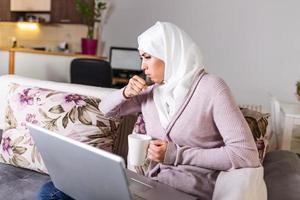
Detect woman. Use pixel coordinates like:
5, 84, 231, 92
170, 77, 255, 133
100, 21, 260, 199
37, 21, 260, 199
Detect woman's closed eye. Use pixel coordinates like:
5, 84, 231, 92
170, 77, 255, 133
140, 53, 151, 60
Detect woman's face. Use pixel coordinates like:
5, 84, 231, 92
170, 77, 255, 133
139, 50, 165, 84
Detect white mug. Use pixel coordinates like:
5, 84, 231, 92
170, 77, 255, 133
128, 133, 151, 166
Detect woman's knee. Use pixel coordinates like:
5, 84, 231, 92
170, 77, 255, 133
37, 181, 67, 200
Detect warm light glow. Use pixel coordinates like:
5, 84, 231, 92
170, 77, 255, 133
17, 22, 39, 31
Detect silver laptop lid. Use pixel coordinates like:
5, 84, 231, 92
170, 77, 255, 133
27, 123, 132, 200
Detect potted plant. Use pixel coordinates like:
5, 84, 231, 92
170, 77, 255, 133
296, 80, 300, 101
75, 0, 107, 55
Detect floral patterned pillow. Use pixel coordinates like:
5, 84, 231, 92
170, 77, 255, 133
133, 113, 146, 134
240, 108, 270, 163
0, 83, 120, 173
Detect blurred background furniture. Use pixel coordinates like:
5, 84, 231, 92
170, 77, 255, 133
270, 95, 300, 153
70, 58, 112, 87
109, 46, 141, 88
279, 102, 300, 153
270, 96, 281, 150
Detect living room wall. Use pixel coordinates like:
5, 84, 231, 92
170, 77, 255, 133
102, 0, 300, 109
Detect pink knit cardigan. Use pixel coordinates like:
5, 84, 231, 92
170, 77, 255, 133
99, 72, 260, 199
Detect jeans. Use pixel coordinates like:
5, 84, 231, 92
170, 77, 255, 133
37, 181, 74, 200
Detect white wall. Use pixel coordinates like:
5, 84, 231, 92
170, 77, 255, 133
102, 0, 300, 109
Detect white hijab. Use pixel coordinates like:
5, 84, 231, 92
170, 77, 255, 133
138, 22, 204, 129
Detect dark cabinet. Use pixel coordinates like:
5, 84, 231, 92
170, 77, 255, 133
0, 0, 94, 24
51, 0, 93, 24
0, 0, 12, 21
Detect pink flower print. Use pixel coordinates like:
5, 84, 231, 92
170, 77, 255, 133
65, 94, 86, 106
2, 137, 12, 156
26, 113, 38, 124
19, 88, 34, 105
134, 114, 146, 134
50, 93, 86, 112
62, 94, 86, 112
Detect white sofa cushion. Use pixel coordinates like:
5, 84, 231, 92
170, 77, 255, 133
212, 167, 267, 200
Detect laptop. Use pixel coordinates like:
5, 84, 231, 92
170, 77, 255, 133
27, 123, 197, 200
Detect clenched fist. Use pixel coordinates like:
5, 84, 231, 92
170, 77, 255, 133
123, 75, 147, 99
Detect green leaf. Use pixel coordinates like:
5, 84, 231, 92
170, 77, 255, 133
11, 155, 30, 167
11, 136, 24, 146
78, 107, 92, 125
75, 0, 107, 39
39, 108, 50, 120
13, 146, 27, 155
46, 92, 61, 98
85, 97, 100, 108
97, 120, 107, 127
85, 103, 100, 114
62, 113, 69, 128
42, 117, 60, 131
5, 105, 17, 129
69, 106, 78, 123
31, 144, 36, 163
109, 120, 117, 131
32, 145, 42, 164
49, 105, 65, 114
87, 134, 101, 139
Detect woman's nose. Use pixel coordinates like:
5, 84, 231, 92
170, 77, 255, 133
141, 62, 147, 70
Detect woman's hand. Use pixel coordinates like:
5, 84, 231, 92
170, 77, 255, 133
123, 75, 146, 98
147, 140, 168, 163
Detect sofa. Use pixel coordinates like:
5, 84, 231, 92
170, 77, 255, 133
0, 75, 138, 199
0, 75, 299, 200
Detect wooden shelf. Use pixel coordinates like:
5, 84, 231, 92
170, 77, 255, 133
0, 47, 106, 75
8, 48, 105, 59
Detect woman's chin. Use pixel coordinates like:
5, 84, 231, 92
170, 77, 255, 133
145, 77, 155, 86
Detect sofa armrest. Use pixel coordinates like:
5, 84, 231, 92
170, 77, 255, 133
0, 75, 117, 130
263, 150, 300, 200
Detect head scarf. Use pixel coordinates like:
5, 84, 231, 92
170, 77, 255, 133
138, 22, 204, 128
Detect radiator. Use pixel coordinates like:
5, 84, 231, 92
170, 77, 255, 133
239, 104, 263, 112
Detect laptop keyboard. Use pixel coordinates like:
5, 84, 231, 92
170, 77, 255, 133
129, 178, 152, 200
129, 178, 152, 192
131, 193, 146, 200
